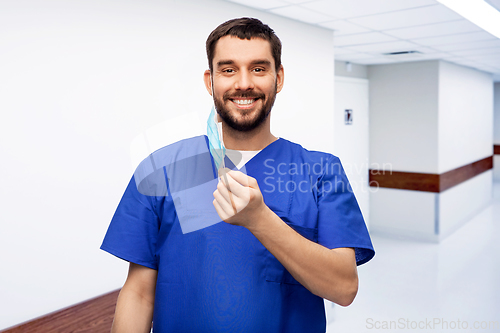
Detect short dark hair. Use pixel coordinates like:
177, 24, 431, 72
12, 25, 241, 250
206, 17, 282, 73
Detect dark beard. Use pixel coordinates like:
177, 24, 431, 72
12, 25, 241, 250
213, 82, 277, 132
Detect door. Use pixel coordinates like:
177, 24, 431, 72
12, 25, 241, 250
334, 76, 370, 228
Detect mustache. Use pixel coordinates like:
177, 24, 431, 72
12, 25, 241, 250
223, 91, 265, 100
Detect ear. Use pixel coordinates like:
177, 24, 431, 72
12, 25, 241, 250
203, 70, 212, 96
276, 65, 284, 93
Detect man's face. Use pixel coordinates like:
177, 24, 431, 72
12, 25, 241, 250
204, 36, 284, 132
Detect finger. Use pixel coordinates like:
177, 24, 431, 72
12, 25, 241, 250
216, 177, 232, 202
227, 170, 258, 189
217, 176, 238, 214
213, 198, 230, 221
213, 189, 235, 217
220, 176, 251, 214
222, 172, 252, 199
224, 175, 238, 215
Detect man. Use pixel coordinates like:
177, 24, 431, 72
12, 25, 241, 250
101, 17, 374, 333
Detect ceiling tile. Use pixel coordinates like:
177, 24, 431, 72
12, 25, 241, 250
448, 59, 480, 67
467, 54, 500, 62
349, 4, 462, 31
483, 66, 500, 73
440, 56, 463, 63
485, 0, 500, 6
300, 0, 437, 20
351, 57, 399, 65
473, 66, 499, 74
345, 40, 426, 54
282, 0, 314, 4
444, 59, 468, 67
335, 52, 376, 60
481, 64, 500, 71
412, 31, 497, 47
433, 39, 500, 52
319, 20, 371, 36
474, 59, 500, 66
411, 46, 445, 54
415, 52, 454, 60
223, 0, 290, 9
384, 19, 482, 40
451, 47, 500, 57
470, 64, 498, 72
334, 47, 359, 55
473, 63, 500, 70
269, 5, 336, 23
334, 32, 397, 46
222, 0, 500, 76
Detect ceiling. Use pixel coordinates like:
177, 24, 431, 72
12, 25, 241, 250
224, 0, 500, 81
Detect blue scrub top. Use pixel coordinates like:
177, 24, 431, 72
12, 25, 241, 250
101, 135, 374, 333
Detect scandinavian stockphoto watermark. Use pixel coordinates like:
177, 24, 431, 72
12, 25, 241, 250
366, 318, 499, 330
262, 158, 393, 194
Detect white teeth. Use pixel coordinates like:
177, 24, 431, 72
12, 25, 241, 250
233, 99, 255, 105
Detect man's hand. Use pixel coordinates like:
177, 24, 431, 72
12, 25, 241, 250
212, 169, 358, 306
212, 169, 267, 227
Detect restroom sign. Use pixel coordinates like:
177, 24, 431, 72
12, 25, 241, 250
345, 109, 353, 125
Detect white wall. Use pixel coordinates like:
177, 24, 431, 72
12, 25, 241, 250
436, 61, 493, 236
369, 61, 440, 173
438, 61, 493, 173
494, 156, 500, 181
439, 171, 492, 239
368, 60, 493, 242
334, 60, 368, 79
334, 77, 370, 228
370, 188, 437, 242
0, 0, 335, 329
368, 60, 439, 241
494, 83, 500, 181
494, 83, 500, 144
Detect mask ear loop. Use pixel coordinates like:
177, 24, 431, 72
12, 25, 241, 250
210, 76, 225, 169
211, 75, 237, 215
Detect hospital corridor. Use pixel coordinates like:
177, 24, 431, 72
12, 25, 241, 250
1, 0, 500, 332
326, 182, 500, 332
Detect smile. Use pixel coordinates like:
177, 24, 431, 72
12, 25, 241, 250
229, 98, 260, 109
232, 99, 256, 105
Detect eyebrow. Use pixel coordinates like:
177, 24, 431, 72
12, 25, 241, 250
216, 59, 272, 68
250, 59, 272, 66
216, 60, 235, 67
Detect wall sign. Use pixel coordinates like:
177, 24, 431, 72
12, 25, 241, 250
345, 109, 353, 125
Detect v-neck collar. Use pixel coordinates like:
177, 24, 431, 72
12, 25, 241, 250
225, 138, 283, 171
204, 136, 283, 172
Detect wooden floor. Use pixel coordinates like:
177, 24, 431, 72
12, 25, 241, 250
0, 289, 120, 333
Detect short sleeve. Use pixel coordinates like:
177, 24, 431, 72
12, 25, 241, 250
100, 176, 160, 270
317, 156, 375, 266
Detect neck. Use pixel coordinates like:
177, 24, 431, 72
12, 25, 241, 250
221, 117, 277, 151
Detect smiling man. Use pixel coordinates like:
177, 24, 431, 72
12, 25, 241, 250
207, 35, 281, 135
101, 18, 374, 333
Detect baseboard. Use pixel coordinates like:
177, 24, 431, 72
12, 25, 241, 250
0, 289, 120, 333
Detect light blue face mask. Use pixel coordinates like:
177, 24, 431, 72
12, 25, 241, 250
207, 106, 226, 171
207, 105, 239, 215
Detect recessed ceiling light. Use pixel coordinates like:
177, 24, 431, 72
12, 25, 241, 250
437, 0, 500, 39
382, 51, 423, 59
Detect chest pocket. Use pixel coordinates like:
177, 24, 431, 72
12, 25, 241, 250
264, 214, 318, 285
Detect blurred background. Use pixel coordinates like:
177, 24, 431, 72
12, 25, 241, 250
0, 0, 498, 332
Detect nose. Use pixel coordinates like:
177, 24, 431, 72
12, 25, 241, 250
234, 70, 254, 91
